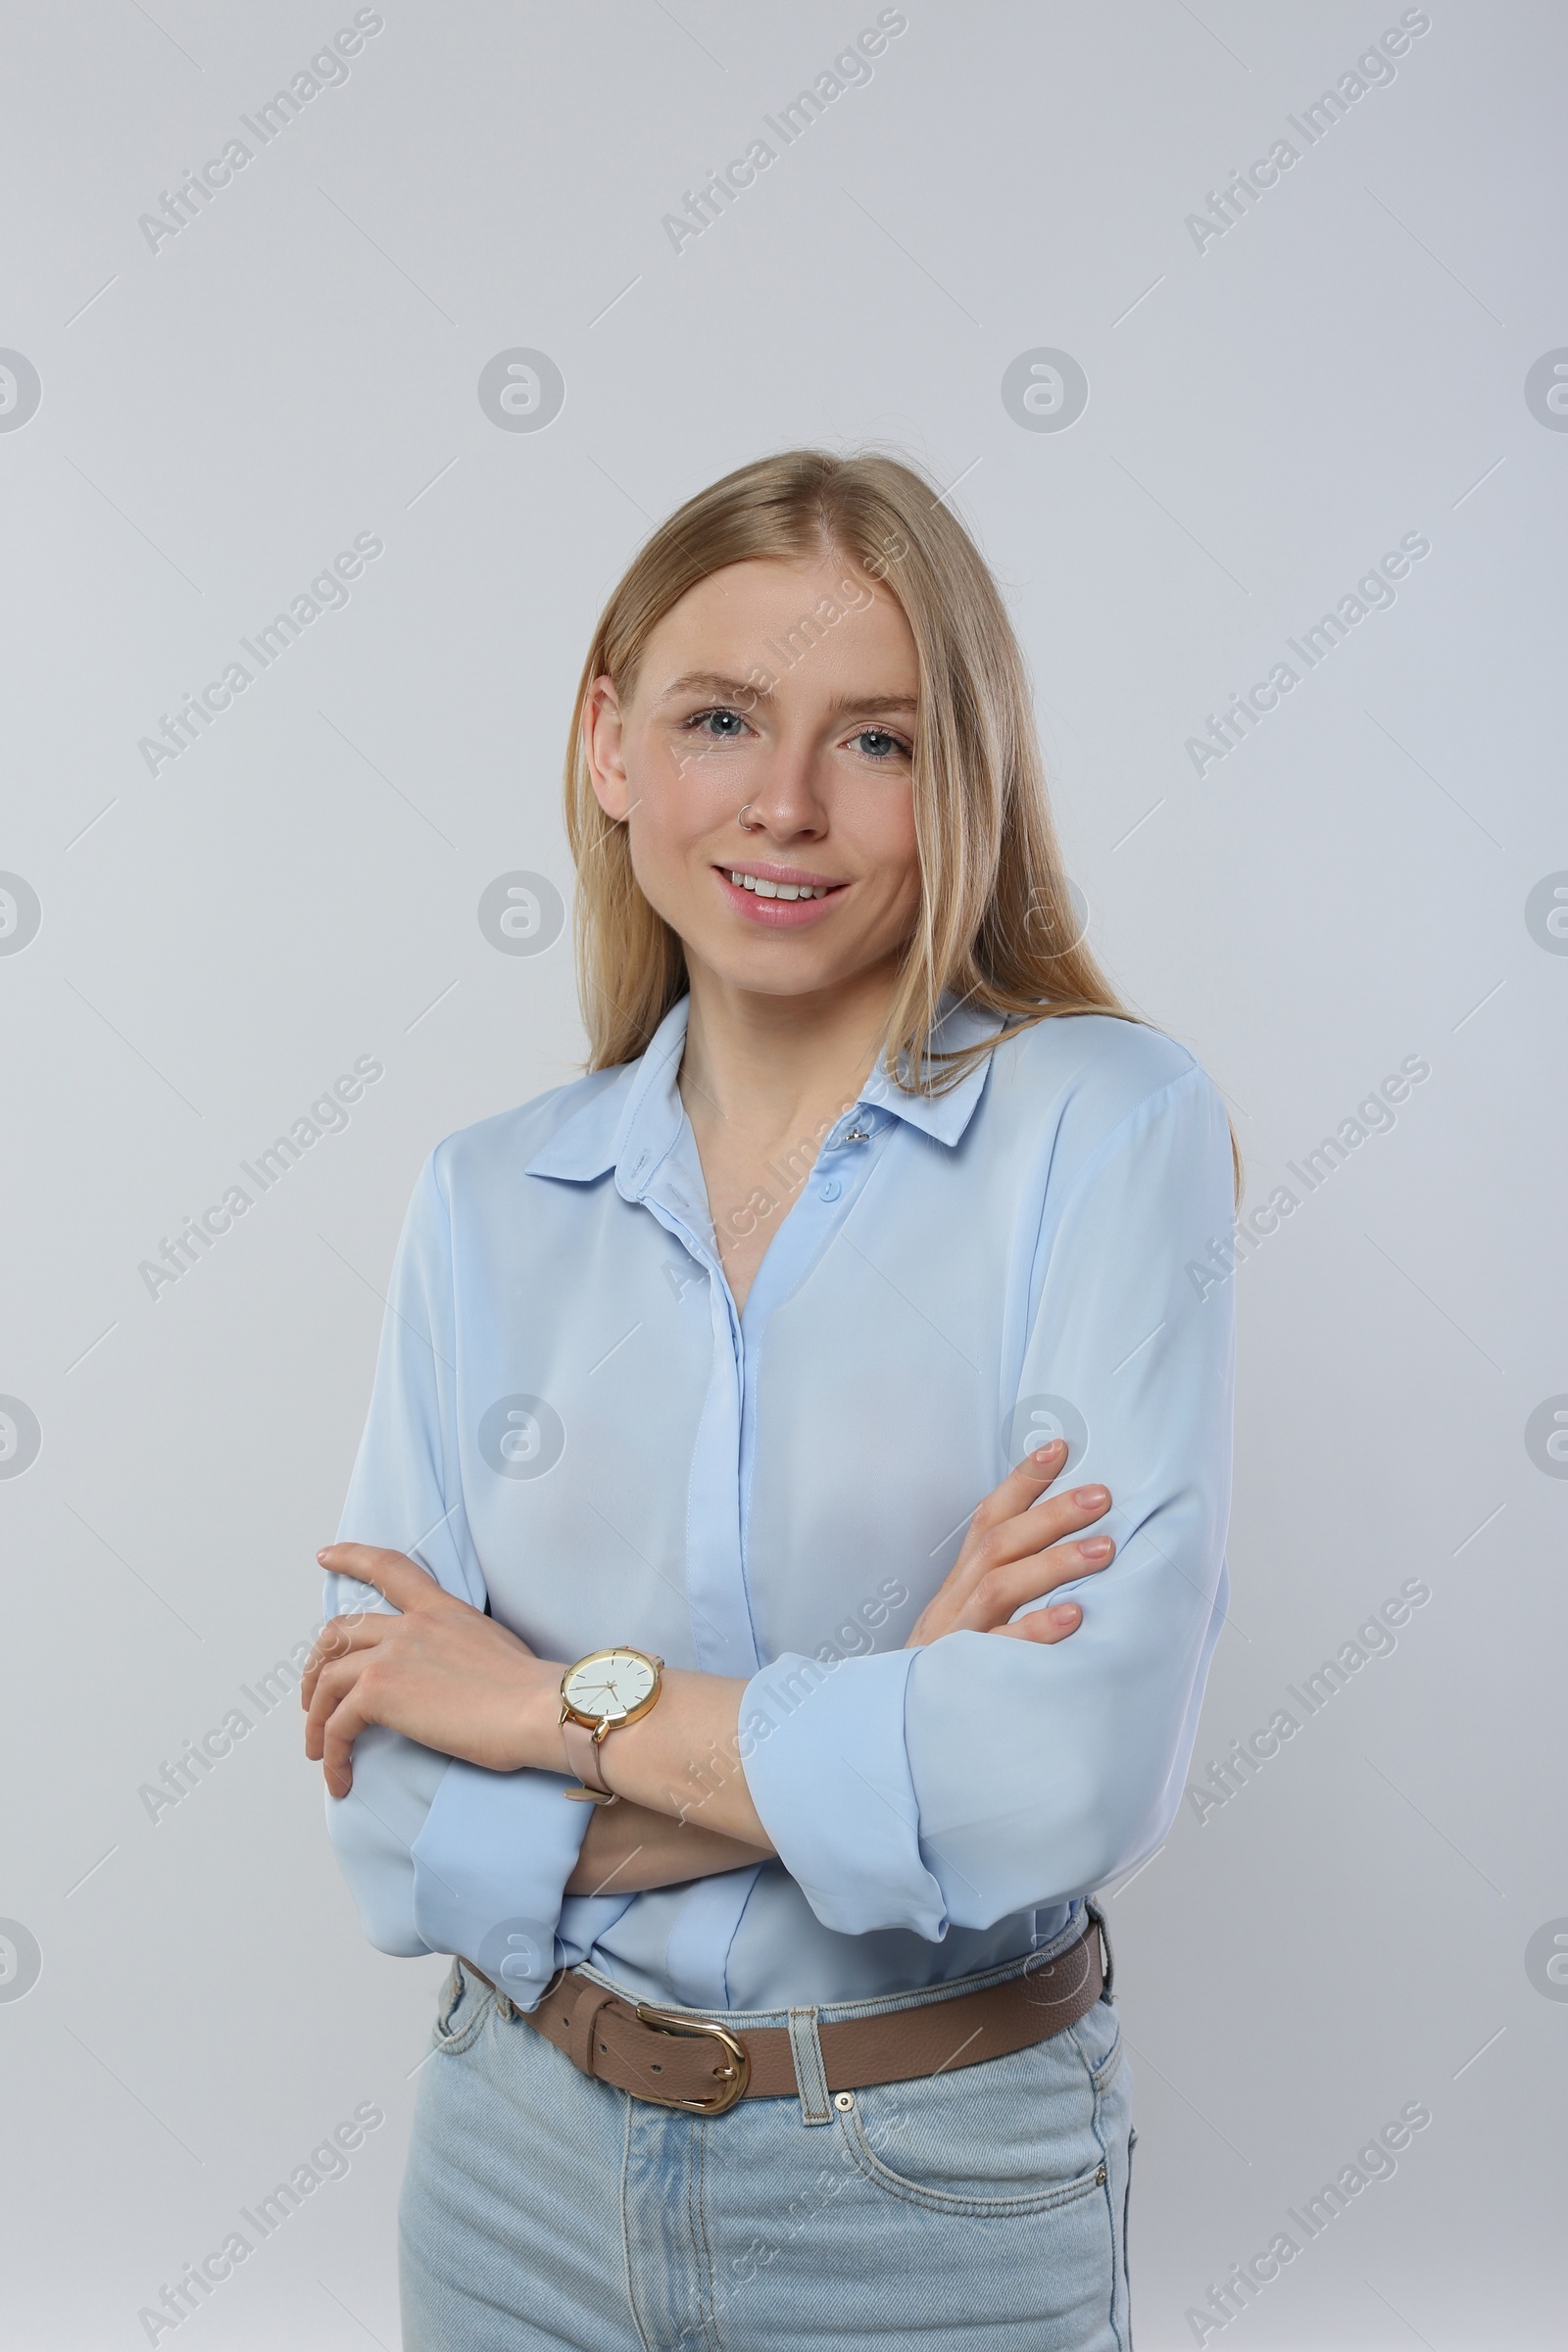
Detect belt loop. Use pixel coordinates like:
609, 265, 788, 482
1086, 1899, 1114, 2001
786, 2008, 832, 2126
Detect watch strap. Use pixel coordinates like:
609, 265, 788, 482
561, 1714, 617, 1803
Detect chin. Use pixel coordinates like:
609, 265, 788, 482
707, 950, 843, 998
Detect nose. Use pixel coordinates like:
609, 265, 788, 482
729, 738, 829, 842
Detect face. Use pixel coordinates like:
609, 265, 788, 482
584, 552, 922, 1003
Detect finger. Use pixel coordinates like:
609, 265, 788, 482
319, 1683, 377, 1799
966, 1441, 1070, 1533
950, 1535, 1114, 1634
939, 1482, 1112, 1621
300, 1613, 386, 1708
930, 1443, 1077, 1608
318, 1544, 442, 1614
984, 1484, 1112, 1572
304, 1653, 369, 1763
994, 1600, 1086, 1645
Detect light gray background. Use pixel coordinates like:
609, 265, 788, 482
2, 2, 1563, 2344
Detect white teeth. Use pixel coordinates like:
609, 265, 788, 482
728, 870, 830, 900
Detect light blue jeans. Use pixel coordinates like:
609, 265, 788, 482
399, 1917, 1135, 2349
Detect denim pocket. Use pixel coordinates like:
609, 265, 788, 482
430, 1958, 496, 2057
834, 2001, 1122, 2220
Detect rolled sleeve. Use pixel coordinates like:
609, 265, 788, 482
322, 1146, 589, 2003
739, 1647, 947, 1937
739, 1061, 1235, 1939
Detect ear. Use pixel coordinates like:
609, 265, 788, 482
583, 673, 632, 821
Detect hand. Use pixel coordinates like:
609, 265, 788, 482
906, 1440, 1114, 1647
304, 1544, 561, 1797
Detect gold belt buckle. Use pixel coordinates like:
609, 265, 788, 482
633, 2003, 752, 2114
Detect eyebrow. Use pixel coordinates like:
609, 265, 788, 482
654, 670, 918, 719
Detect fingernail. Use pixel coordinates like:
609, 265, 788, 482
1080, 1537, 1114, 1559
317, 1548, 330, 1562
1049, 1602, 1080, 1627
1072, 1485, 1108, 1506
1031, 1440, 1066, 1463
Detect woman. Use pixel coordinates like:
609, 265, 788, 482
303, 449, 1237, 2350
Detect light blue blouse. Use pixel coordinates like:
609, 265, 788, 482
324, 995, 1235, 2014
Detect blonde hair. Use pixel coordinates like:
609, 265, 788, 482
563, 448, 1241, 1199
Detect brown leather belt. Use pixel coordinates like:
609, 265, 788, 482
465, 1912, 1105, 2116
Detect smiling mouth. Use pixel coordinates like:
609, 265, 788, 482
721, 866, 840, 902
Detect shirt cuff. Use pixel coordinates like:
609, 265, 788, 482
410, 1758, 592, 2010
738, 1648, 949, 1938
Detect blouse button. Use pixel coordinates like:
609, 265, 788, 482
818, 1177, 842, 1201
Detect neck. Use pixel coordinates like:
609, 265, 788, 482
678, 955, 901, 1144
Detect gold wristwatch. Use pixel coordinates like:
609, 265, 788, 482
558, 1647, 664, 1804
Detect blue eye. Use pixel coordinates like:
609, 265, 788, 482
852, 728, 909, 760
685, 707, 748, 739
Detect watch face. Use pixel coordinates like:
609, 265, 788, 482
564, 1649, 657, 1721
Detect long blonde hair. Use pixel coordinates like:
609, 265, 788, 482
563, 448, 1241, 1199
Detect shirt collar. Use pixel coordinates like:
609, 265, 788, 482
523, 999, 690, 1192
523, 990, 1004, 1189
858, 992, 1005, 1146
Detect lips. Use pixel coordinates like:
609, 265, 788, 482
712, 864, 848, 928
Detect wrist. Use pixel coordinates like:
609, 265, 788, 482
511, 1654, 570, 1773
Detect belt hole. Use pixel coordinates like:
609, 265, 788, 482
651, 2062, 662, 2072
833, 2091, 855, 2112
